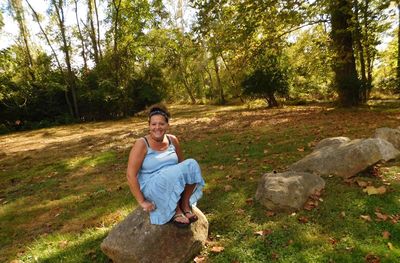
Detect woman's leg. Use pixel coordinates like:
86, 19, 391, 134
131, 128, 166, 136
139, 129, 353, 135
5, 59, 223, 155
180, 184, 197, 220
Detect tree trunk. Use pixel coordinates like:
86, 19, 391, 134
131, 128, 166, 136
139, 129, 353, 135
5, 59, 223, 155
212, 55, 225, 104
74, 0, 88, 71
10, 0, 34, 78
363, 0, 373, 98
353, 0, 367, 103
112, 0, 122, 87
397, 2, 400, 93
329, 0, 361, 106
53, 0, 80, 118
93, 0, 102, 59
88, 0, 99, 64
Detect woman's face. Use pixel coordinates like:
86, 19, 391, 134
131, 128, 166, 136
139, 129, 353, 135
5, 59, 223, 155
149, 114, 169, 141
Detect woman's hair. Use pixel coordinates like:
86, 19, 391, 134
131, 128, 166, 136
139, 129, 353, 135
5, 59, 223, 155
148, 103, 170, 123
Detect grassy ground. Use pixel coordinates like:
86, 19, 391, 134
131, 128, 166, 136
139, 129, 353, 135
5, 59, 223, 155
1, 101, 400, 262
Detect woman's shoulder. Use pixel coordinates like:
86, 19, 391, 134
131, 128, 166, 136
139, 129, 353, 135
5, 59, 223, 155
167, 134, 179, 143
132, 137, 148, 151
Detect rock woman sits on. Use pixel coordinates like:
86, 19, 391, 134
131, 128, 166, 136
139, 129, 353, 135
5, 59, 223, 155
126, 104, 205, 227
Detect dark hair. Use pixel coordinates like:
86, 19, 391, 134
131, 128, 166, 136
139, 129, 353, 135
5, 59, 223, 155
148, 104, 170, 123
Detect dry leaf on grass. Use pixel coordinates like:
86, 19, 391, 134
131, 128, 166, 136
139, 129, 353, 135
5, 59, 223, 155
266, 210, 275, 217
382, 231, 390, 239
365, 253, 381, 263
375, 212, 389, 221
210, 246, 224, 253
363, 186, 386, 195
360, 215, 372, 222
224, 185, 233, 192
194, 255, 207, 262
254, 229, 272, 236
245, 198, 254, 205
387, 242, 394, 250
298, 216, 309, 224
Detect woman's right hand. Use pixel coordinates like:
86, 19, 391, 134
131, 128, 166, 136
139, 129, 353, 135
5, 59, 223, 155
140, 200, 156, 212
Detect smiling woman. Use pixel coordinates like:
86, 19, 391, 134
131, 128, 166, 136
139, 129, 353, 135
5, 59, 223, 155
126, 104, 205, 228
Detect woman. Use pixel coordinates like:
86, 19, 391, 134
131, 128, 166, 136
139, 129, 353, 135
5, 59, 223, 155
126, 104, 205, 227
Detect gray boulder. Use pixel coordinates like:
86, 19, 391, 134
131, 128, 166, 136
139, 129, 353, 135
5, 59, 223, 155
101, 206, 208, 263
255, 171, 325, 211
289, 138, 400, 178
314, 136, 351, 150
374, 127, 400, 150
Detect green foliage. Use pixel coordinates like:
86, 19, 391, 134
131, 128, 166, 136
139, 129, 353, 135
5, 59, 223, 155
242, 55, 289, 107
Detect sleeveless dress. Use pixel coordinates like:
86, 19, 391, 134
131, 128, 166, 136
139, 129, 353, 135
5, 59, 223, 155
138, 136, 205, 225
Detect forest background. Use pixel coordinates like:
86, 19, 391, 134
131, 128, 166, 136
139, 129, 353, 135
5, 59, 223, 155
0, 0, 400, 133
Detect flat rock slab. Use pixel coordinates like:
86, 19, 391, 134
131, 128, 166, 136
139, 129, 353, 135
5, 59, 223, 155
289, 138, 400, 178
255, 171, 325, 211
101, 206, 208, 263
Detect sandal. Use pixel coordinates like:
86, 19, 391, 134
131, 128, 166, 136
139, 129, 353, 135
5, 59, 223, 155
171, 213, 190, 228
183, 210, 198, 223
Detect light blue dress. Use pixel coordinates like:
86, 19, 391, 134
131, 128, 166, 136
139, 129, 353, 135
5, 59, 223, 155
138, 136, 205, 225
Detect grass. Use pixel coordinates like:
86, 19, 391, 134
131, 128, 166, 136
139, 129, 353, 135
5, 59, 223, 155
1, 101, 400, 262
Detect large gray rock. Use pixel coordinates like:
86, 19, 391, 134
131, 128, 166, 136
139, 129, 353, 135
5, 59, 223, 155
101, 206, 208, 263
374, 127, 400, 150
289, 138, 400, 178
255, 171, 325, 211
314, 136, 351, 150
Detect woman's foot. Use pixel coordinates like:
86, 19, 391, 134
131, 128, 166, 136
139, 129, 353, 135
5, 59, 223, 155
183, 210, 198, 223
171, 213, 190, 228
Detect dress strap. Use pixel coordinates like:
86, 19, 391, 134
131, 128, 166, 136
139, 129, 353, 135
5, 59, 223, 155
143, 137, 150, 147
166, 135, 172, 145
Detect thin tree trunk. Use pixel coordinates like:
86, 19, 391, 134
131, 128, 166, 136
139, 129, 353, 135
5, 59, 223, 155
354, 0, 367, 103
363, 0, 373, 97
93, 0, 102, 59
10, 0, 34, 77
212, 55, 225, 104
112, 0, 122, 87
53, 0, 80, 118
88, 0, 99, 64
397, 2, 400, 93
74, 0, 88, 70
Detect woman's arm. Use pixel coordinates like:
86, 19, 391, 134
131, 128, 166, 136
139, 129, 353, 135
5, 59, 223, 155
169, 134, 184, 163
126, 139, 155, 211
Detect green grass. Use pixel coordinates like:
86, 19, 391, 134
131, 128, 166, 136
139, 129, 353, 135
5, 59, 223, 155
1, 101, 400, 262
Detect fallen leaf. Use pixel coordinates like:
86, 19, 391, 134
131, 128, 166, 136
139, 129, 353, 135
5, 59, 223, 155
287, 239, 293, 246
365, 253, 380, 263
263, 149, 269, 154
360, 215, 372, 222
382, 231, 390, 239
355, 179, 368, 188
245, 198, 254, 205
363, 186, 386, 195
375, 212, 389, 221
210, 246, 224, 253
224, 185, 233, 192
328, 237, 338, 245
298, 216, 309, 224
387, 242, 394, 250
271, 252, 279, 260
236, 209, 245, 215
194, 255, 207, 262
266, 211, 275, 217
254, 229, 272, 236
297, 147, 304, 152
58, 240, 68, 248
340, 211, 346, 218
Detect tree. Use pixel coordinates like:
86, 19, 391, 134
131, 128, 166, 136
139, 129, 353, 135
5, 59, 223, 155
329, 0, 361, 106
242, 55, 289, 107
